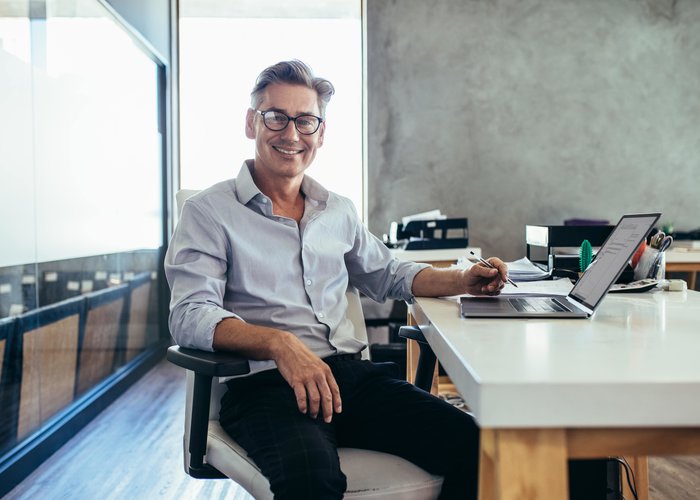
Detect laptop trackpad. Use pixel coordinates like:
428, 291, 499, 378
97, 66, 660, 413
461, 297, 514, 312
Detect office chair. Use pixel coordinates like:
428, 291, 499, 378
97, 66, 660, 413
168, 190, 443, 499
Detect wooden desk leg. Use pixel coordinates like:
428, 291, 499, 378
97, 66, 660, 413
621, 456, 649, 500
406, 338, 418, 385
478, 429, 497, 500
479, 429, 569, 500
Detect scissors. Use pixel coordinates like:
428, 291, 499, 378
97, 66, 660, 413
650, 232, 666, 249
657, 235, 673, 252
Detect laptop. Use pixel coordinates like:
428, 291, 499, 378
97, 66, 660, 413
460, 213, 661, 318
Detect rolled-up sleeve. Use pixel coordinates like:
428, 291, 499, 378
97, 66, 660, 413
343, 201, 429, 303
164, 200, 241, 351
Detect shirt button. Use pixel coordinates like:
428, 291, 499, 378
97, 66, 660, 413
261, 197, 268, 203
306, 279, 312, 286
318, 312, 325, 319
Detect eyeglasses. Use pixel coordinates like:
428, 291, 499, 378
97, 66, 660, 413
255, 109, 323, 135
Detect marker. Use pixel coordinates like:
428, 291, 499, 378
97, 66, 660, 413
469, 251, 518, 288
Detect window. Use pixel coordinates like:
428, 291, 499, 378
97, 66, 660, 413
179, 0, 363, 217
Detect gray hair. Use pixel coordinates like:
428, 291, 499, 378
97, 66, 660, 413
250, 60, 335, 118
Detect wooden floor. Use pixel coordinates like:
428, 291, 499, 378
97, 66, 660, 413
6, 358, 700, 499
6, 358, 252, 500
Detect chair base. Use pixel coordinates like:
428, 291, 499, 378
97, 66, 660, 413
188, 463, 227, 479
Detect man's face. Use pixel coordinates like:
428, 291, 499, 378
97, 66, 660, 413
246, 83, 325, 182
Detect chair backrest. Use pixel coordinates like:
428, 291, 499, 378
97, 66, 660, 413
346, 288, 369, 355
175, 189, 200, 218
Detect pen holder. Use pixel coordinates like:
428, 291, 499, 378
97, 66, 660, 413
633, 247, 666, 281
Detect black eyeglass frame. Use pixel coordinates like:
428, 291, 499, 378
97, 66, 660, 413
255, 109, 324, 135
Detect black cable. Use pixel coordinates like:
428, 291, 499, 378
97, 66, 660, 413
610, 457, 638, 500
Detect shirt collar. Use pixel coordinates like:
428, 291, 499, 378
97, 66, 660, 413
234, 160, 262, 205
234, 159, 329, 208
300, 173, 329, 207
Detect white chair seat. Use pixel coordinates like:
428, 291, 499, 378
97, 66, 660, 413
207, 421, 444, 499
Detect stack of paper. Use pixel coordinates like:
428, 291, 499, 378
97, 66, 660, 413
505, 257, 551, 282
455, 256, 551, 282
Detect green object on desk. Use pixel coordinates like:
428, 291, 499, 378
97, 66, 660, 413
579, 239, 593, 272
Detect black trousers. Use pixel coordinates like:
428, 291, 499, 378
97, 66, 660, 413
220, 356, 479, 500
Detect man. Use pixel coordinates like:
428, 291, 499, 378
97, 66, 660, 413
165, 60, 509, 499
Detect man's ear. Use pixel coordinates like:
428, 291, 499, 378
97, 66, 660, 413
245, 108, 256, 139
317, 122, 325, 147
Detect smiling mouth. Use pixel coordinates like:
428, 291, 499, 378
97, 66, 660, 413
273, 146, 303, 155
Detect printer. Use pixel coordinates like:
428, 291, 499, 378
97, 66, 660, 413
385, 217, 469, 250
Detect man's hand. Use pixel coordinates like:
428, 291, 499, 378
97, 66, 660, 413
411, 257, 510, 298
213, 319, 342, 423
273, 333, 342, 423
463, 257, 509, 296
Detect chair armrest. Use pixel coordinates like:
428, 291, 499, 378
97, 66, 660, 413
398, 326, 436, 393
167, 345, 251, 377
398, 325, 427, 344
167, 345, 250, 478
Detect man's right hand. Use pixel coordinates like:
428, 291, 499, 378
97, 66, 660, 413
273, 332, 342, 424
213, 318, 342, 423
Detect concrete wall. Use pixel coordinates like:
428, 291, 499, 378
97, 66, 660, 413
367, 0, 700, 260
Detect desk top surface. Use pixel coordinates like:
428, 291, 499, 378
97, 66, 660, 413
410, 290, 700, 428
665, 248, 700, 263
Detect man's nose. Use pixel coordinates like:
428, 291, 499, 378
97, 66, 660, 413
281, 120, 300, 140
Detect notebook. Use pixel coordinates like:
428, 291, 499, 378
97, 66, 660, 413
460, 213, 661, 318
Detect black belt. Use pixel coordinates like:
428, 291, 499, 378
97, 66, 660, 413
324, 352, 362, 361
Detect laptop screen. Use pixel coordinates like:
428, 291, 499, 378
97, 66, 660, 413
569, 213, 660, 311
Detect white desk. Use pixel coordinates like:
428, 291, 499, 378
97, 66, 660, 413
409, 291, 700, 500
665, 248, 700, 289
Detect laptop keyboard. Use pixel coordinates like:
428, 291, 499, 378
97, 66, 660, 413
508, 297, 569, 313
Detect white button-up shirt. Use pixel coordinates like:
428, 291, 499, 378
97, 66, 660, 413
165, 161, 428, 375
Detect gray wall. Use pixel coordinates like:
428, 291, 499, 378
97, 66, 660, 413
367, 0, 700, 261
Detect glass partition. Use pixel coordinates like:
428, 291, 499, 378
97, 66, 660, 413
0, 3, 35, 269
0, 0, 166, 466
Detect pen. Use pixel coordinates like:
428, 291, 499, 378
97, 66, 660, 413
469, 251, 518, 288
